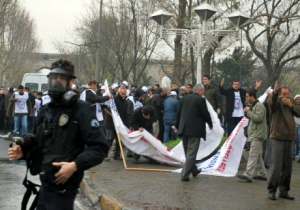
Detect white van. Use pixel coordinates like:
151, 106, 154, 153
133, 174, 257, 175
22, 68, 50, 92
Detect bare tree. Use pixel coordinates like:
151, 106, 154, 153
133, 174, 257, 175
72, 0, 159, 85
243, 0, 300, 85
0, 0, 39, 86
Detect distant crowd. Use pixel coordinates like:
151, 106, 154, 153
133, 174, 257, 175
1, 74, 300, 200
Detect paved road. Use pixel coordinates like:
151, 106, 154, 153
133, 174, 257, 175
87, 158, 300, 210
0, 138, 95, 210
0, 160, 29, 210
0, 137, 10, 160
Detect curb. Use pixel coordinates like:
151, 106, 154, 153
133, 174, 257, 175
80, 179, 133, 210
0, 158, 9, 161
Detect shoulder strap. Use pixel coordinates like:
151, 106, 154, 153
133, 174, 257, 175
21, 169, 40, 210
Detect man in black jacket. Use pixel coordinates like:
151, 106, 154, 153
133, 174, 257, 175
8, 60, 109, 210
176, 84, 213, 181
219, 79, 261, 135
81, 80, 110, 124
130, 105, 155, 133
149, 88, 166, 141
113, 83, 133, 160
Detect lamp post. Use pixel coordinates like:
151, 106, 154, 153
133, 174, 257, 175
96, 0, 103, 82
64, 41, 85, 74
65, 41, 102, 80
150, 2, 250, 83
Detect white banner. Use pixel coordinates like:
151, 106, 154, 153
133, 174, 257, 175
105, 80, 270, 177
197, 117, 248, 177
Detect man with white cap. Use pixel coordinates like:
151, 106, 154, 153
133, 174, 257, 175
163, 90, 179, 142
113, 82, 133, 160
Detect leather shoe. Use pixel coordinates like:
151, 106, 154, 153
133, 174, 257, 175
181, 176, 190, 182
279, 194, 295, 200
268, 193, 277, 200
192, 169, 201, 178
253, 175, 267, 181
237, 174, 252, 183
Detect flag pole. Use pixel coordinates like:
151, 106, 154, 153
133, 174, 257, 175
116, 132, 128, 169
116, 132, 175, 173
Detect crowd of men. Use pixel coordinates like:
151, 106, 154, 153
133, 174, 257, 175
0, 86, 42, 136
2, 60, 300, 206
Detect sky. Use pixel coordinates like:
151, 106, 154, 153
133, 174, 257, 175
22, 0, 91, 53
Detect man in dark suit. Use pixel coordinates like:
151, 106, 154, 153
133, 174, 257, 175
176, 84, 213, 181
83, 80, 111, 121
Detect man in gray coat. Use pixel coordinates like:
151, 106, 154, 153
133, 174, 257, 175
176, 84, 213, 181
238, 89, 268, 182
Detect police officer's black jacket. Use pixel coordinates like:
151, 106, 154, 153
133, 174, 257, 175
21, 99, 109, 190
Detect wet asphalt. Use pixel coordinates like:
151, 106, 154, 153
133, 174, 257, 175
0, 160, 28, 210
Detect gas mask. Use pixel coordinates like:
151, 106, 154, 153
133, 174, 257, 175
48, 73, 69, 101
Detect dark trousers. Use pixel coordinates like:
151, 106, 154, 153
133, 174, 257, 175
28, 116, 34, 133
158, 116, 164, 141
264, 138, 272, 169
0, 111, 5, 131
36, 186, 78, 210
114, 139, 121, 159
267, 139, 293, 194
226, 117, 243, 135
181, 136, 200, 179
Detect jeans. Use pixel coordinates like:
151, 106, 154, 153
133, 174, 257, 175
226, 117, 243, 135
163, 120, 174, 143
13, 114, 28, 136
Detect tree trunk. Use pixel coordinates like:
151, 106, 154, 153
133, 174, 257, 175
202, 48, 213, 76
173, 0, 187, 85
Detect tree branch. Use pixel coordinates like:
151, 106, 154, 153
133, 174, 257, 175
276, 34, 300, 67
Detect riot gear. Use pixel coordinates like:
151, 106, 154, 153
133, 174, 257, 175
47, 60, 76, 102
12, 60, 109, 210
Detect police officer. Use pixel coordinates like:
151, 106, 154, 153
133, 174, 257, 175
8, 59, 109, 210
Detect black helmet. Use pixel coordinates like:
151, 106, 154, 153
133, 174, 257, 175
48, 59, 76, 102
48, 59, 76, 79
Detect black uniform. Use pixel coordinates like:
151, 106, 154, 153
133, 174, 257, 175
21, 95, 109, 210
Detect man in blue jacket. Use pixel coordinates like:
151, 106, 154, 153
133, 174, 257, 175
163, 91, 179, 142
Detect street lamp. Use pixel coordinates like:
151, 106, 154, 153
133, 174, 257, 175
65, 41, 101, 80
228, 11, 250, 28
149, 10, 173, 25
64, 41, 85, 74
150, 2, 250, 83
194, 3, 217, 21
